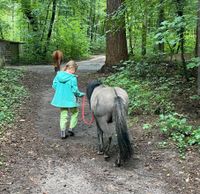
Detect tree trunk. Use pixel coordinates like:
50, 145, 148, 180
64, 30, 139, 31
43, 0, 57, 56
104, 0, 128, 71
158, 0, 164, 53
12, 3, 15, 40
195, 25, 198, 57
21, 0, 39, 55
127, 11, 133, 56
197, 0, 200, 95
94, 0, 101, 41
40, 1, 51, 42
141, 14, 147, 57
88, 0, 96, 42
90, 0, 96, 42
175, 0, 188, 80
0, 23, 4, 39
21, 0, 38, 32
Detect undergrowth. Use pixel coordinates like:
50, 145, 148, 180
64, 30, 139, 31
0, 68, 27, 135
157, 113, 200, 157
103, 62, 175, 115
103, 60, 199, 157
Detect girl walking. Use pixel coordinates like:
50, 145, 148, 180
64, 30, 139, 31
51, 60, 85, 138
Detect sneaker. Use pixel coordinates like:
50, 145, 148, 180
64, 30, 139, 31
68, 129, 74, 136
68, 131, 74, 136
60, 130, 68, 139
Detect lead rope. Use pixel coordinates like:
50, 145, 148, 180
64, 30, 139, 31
81, 96, 95, 125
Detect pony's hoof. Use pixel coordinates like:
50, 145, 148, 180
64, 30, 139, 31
97, 151, 104, 155
104, 154, 110, 160
114, 161, 121, 167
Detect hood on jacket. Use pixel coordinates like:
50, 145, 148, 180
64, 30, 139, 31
56, 71, 75, 83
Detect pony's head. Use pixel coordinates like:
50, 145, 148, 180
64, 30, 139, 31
86, 80, 102, 102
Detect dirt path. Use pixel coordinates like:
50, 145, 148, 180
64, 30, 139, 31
0, 56, 199, 194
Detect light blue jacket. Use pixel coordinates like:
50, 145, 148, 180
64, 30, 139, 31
51, 71, 85, 108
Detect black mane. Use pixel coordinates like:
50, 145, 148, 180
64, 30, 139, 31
86, 80, 102, 104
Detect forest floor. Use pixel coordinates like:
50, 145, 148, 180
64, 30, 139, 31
0, 55, 199, 194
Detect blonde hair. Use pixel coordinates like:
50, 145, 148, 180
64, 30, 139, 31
63, 60, 78, 71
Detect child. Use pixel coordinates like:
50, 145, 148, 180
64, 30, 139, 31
51, 60, 85, 139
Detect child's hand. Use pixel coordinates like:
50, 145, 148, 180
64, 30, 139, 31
79, 92, 85, 97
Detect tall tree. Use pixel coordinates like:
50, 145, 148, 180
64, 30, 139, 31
21, 0, 38, 32
43, 0, 57, 55
103, 0, 128, 70
89, 0, 97, 42
197, 0, 200, 95
40, 1, 51, 42
21, 0, 40, 55
175, 0, 188, 80
158, 0, 165, 53
0, 23, 4, 39
126, 10, 133, 55
141, 10, 147, 57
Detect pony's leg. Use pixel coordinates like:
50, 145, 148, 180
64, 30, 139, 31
104, 137, 112, 159
115, 153, 121, 167
58, 57, 62, 71
95, 119, 104, 155
97, 121, 112, 159
57, 63, 60, 71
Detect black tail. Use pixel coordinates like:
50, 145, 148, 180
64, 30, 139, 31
114, 96, 133, 161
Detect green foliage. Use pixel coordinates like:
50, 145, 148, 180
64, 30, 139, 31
154, 16, 186, 53
157, 113, 200, 157
103, 63, 174, 115
157, 141, 169, 149
51, 16, 90, 59
0, 0, 199, 63
142, 123, 153, 131
90, 36, 106, 54
187, 57, 200, 69
0, 68, 27, 134
104, 58, 199, 157
189, 95, 200, 100
129, 60, 167, 79
0, 0, 106, 63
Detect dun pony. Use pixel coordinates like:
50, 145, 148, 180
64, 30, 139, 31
86, 80, 133, 167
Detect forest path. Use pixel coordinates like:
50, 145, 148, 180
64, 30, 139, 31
0, 55, 191, 194
8, 54, 105, 73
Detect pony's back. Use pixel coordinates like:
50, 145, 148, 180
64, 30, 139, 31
52, 50, 63, 64
90, 86, 128, 117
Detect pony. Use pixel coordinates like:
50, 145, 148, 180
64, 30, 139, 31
52, 50, 63, 72
86, 80, 133, 167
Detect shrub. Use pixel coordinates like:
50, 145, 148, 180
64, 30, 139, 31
157, 113, 200, 157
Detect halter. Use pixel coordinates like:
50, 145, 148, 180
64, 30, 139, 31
81, 96, 95, 125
